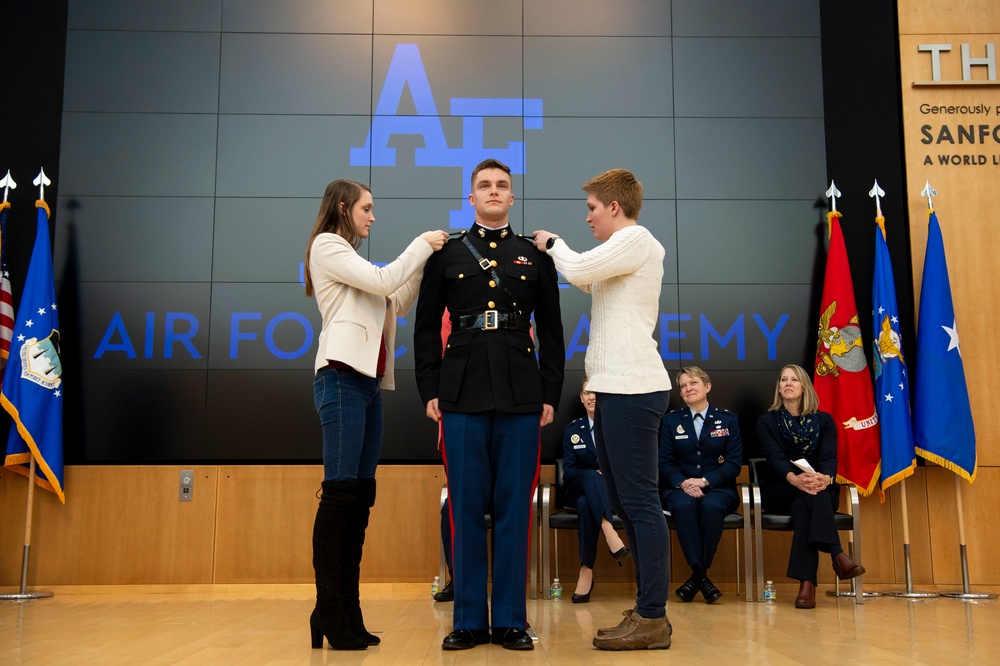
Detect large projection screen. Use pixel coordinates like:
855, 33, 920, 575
54, 0, 826, 463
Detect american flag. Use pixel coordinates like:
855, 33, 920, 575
0, 201, 14, 384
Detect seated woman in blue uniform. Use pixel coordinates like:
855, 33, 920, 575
562, 378, 631, 603
755, 364, 865, 609
659, 366, 741, 603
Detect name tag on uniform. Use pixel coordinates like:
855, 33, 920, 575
573, 443, 586, 449
675, 434, 689, 440
710, 428, 729, 437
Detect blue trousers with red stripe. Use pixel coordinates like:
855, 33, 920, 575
442, 410, 540, 632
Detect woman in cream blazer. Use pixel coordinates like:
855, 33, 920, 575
304, 179, 447, 651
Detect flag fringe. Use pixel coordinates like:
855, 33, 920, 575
0, 201, 9, 212
837, 460, 881, 497
826, 210, 841, 238
880, 459, 916, 492
35, 200, 50, 217
0, 393, 66, 503
914, 447, 977, 484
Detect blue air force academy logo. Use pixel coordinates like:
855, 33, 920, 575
18, 330, 62, 391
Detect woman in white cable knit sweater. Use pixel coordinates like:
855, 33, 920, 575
534, 169, 673, 651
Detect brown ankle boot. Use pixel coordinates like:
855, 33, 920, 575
597, 608, 635, 638
592, 614, 671, 650
832, 552, 866, 580
794, 580, 816, 609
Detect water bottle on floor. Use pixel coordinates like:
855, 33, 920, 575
431, 575, 440, 597
764, 580, 776, 604
550, 578, 563, 599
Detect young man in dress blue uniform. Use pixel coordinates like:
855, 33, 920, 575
415, 158, 564, 651
659, 366, 742, 603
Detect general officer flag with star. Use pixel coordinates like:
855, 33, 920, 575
872, 217, 915, 493
912, 210, 976, 483
1, 200, 64, 503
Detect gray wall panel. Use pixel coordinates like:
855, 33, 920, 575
676, 200, 824, 284
523, 117, 675, 200
81, 370, 208, 461
525, 0, 671, 36
59, 113, 218, 197
213, 197, 319, 282
54, 196, 215, 282
674, 38, 823, 118
205, 369, 317, 460
219, 33, 373, 114
215, 115, 373, 197
68, 0, 223, 31
63, 30, 221, 113
222, 0, 373, 33
674, 118, 826, 200
672, 0, 819, 37
374, 0, 522, 35
525, 37, 673, 117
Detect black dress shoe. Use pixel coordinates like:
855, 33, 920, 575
442, 629, 490, 650
701, 576, 723, 604
571, 580, 594, 603
610, 546, 632, 566
433, 578, 454, 602
491, 628, 534, 650
675, 575, 700, 602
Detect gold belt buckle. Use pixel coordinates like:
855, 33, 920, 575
483, 310, 499, 330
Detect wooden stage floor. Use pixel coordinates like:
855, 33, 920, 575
1, 583, 997, 664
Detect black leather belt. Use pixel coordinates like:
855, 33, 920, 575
456, 311, 531, 332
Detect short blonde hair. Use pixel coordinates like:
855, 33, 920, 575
768, 364, 819, 414
675, 366, 710, 386
582, 168, 642, 220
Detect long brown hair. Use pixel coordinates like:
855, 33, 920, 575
304, 179, 370, 296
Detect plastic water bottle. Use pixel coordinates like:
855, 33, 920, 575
550, 578, 563, 599
764, 580, 776, 604
431, 575, 440, 597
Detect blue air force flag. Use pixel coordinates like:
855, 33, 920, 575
872, 219, 915, 492
1, 201, 64, 502
912, 211, 976, 483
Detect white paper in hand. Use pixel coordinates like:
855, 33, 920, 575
791, 458, 816, 473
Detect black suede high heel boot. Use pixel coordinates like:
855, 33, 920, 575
311, 480, 367, 650
342, 477, 380, 645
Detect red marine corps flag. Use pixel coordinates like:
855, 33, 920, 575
813, 183, 881, 495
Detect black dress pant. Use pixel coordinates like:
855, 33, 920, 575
760, 481, 841, 584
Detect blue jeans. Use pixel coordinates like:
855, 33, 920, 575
313, 367, 383, 482
593, 390, 670, 619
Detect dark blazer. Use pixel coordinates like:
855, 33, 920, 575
659, 405, 742, 492
414, 223, 564, 413
562, 416, 598, 501
754, 410, 838, 489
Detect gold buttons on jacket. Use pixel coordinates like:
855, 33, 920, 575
490, 260, 497, 267
520, 275, 526, 280
489, 280, 496, 288
488, 301, 495, 308
458, 273, 464, 279
490, 242, 497, 248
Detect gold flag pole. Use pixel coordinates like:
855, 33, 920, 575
0, 456, 54, 600
940, 475, 995, 600
883, 479, 936, 599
